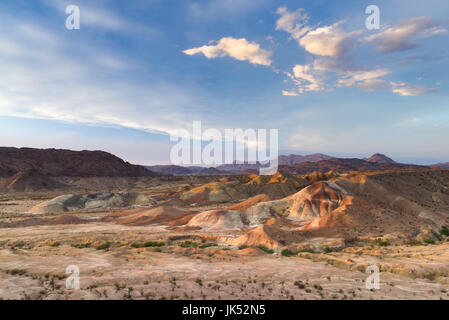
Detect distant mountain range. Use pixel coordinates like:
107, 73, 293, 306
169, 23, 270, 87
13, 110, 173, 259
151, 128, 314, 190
431, 162, 449, 169
0, 147, 447, 179
145, 153, 439, 176
278, 157, 427, 175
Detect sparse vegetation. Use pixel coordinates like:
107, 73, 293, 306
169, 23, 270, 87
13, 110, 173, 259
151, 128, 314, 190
281, 249, 294, 257
324, 246, 333, 253
377, 239, 390, 247
257, 245, 274, 254
178, 241, 198, 248
130, 241, 165, 248
71, 242, 91, 249
439, 226, 449, 237
96, 241, 112, 250
424, 238, 435, 245
298, 248, 315, 253
49, 242, 61, 247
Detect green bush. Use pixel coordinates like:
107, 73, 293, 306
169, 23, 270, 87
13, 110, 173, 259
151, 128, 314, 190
432, 231, 443, 242
96, 241, 112, 250
257, 245, 274, 254
281, 249, 294, 257
377, 239, 390, 247
178, 241, 198, 248
49, 242, 60, 247
324, 246, 333, 253
144, 241, 165, 247
298, 248, 315, 253
71, 243, 91, 249
424, 238, 435, 245
439, 226, 449, 237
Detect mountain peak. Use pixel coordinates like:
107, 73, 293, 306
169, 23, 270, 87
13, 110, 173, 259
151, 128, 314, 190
364, 153, 396, 164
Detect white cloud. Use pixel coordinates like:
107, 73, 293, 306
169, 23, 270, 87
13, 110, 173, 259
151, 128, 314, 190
276, 7, 440, 97
183, 37, 272, 66
288, 64, 324, 93
281, 90, 299, 96
391, 82, 435, 96
299, 22, 363, 58
366, 17, 448, 53
276, 8, 362, 58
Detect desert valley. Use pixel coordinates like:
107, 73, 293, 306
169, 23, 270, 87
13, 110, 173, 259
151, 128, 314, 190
1, 147, 449, 300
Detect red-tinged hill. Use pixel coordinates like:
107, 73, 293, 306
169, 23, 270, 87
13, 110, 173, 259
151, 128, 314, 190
0, 147, 153, 178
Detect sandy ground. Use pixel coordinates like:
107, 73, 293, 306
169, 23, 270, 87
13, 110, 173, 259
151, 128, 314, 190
1, 220, 448, 300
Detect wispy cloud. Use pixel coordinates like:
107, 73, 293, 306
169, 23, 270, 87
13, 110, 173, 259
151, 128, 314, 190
366, 17, 448, 53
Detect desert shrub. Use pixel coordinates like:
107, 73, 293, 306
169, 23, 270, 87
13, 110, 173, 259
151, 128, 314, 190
405, 239, 421, 246
96, 241, 111, 250
9, 269, 26, 276
71, 243, 91, 249
49, 242, 60, 247
179, 241, 198, 248
439, 226, 449, 237
199, 243, 217, 249
281, 249, 294, 257
144, 241, 165, 247
257, 245, 274, 254
153, 247, 162, 252
324, 246, 333, 253
424, 238, 435, 245
294, 281, 305, 289
377, 239, 390, 247
432, 231, 443, 242
298, 248, 315, 253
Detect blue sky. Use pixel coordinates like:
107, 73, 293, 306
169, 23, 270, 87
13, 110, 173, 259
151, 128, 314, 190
0, 0, 448, 165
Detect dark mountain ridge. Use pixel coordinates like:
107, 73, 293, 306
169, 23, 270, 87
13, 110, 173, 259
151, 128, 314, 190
0, 147, 152, 178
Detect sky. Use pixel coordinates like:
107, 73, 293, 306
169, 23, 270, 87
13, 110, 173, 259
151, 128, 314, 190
0, 0, 448, 165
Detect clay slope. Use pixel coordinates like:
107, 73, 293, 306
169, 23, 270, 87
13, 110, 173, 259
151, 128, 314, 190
302, 170, 449, 238
179, 173, 304, 205
225, 219, 306, 249
0, 169, 67, 193
0, 147, 153, 178
245, 181, 349, 223
187, 210, 244, 230
104, 203, 197, 226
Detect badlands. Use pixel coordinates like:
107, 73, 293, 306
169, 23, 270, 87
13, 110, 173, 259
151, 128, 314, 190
1, 163, 449, 300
